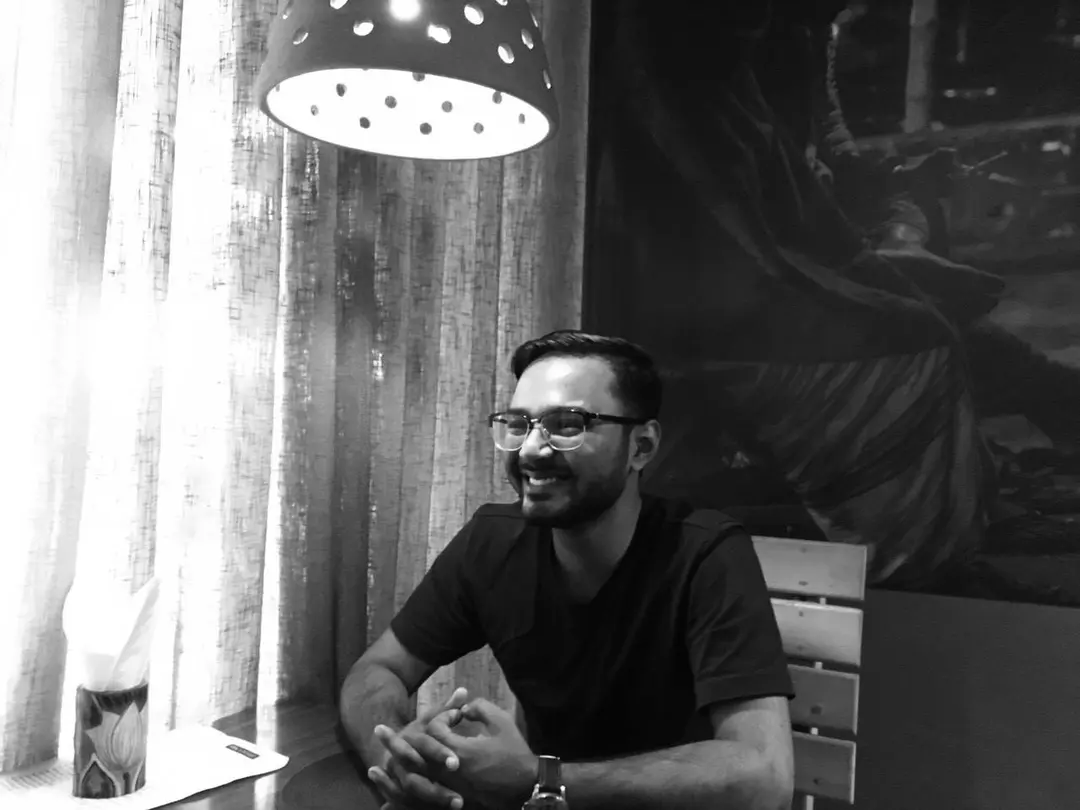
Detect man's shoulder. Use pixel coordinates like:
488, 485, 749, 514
468, 501, 527, 536
644, 495, 752, 576
648, 495, 747, 546
678, 504, 746, 537
458, 501, 531, 562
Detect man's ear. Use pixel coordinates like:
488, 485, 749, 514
629, 419, 662, 472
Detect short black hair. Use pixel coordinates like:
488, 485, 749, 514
510, 330, 662, 420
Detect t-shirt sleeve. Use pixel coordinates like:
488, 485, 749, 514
389, 518, 488, 668
685, 530, 795, 711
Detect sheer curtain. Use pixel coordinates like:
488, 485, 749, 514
0, 0, 590, 773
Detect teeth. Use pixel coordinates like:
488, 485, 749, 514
527, 476, 556, 485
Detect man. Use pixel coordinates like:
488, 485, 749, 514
341, 330, 795, 810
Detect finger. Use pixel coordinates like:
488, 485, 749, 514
387, 759, 464, 809
425, 707, 462, 727
420, 687, 469, 724
374, 724, 427, 771
425, 712, 470, 749
443, 707, 462, 727
399, 770, 464, 810
460, 697, 499, 722
401, 724, 461, 772
444, 686, 469, 708
371, 765, 438, 810
367, 766, 408, 806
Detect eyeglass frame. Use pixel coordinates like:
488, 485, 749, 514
487, 406, 651, 452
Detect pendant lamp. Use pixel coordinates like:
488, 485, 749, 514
255, 0, 559, 160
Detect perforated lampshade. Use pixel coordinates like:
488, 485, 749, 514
255, 0, 560, 160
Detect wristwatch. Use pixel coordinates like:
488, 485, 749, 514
521, 755, 568, 809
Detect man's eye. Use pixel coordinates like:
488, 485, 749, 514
546, 415, 584, 435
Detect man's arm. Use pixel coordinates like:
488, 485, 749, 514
559, 696, 793, 810
340, 515, 488, 770
555, 525, 796, 809
339, 628, 436, 769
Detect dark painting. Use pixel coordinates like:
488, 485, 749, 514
582, 0, 1080, 605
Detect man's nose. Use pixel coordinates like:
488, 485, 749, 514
519, 423, 555, 458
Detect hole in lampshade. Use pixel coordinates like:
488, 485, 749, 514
463, 4, 483, 24
293, 28, 309, 44
492, 91, 503, 104
282, 0, 293, 19
420, 122, 432, 135
359, 117, 371, 128
474, 122, 484, 134
413, 72, 426, 82
354, 19, 374, 35
518, 113, 526, 124
311, 104, 319, 115
521, 29, 534, 49
427, 23, 451, 43
543, 70, 551, 89
441, 100, 453, 112
385, 95, 398, 108
336, 83, 347, 97
498, 44, 515, 64
330, 0, 348, 8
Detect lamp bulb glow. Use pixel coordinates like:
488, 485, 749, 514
389, 0, 421, 22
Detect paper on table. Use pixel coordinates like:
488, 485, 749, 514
62, 577, 161, 692
0, 727, 289, 810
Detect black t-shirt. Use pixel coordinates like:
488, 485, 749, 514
390, 494, 794, 761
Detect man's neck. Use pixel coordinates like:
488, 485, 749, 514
552, 486, 643, 588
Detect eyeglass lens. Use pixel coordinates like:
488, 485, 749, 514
492, 410, 587, 450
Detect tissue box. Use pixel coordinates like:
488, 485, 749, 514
73, 682, 149, 798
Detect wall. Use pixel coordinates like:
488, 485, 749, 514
849, 590, 1080, 810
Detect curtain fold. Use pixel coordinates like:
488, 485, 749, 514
154, 0, 284, 730
0, 0, 124, 773
330, 149, 380, 692
0, 0, 590, 773
266, 132, 341, 705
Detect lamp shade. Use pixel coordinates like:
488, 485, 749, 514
255, 0, 559, 160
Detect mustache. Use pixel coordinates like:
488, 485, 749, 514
516, 464, 571, 477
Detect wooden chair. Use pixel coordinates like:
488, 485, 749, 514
752, 535, 868, 809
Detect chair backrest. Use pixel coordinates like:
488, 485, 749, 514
752, 535, 868, 807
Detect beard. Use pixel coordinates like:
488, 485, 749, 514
507, 454, 630, 530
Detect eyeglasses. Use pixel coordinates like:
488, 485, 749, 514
488, 407, 648, 452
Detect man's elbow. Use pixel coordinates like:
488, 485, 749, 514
749, 753, 795, 810
338, 657, 390, 727
339, 657, 369, 712
726, 752, 794, 810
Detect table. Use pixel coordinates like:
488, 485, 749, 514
164, 702, 382, 810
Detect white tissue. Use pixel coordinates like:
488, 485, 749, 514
62, 577, 161, 692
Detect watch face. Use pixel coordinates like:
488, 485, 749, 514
536, 754, 562, 788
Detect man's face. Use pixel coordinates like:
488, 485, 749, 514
504, 355, 634, 530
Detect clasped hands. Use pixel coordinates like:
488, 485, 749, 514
367, 688, 538, 810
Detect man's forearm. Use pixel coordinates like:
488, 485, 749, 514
339, 663, 413, 770
562, 739, 789, 810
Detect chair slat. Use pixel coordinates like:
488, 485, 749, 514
772, 599, 863, 667
789, 665, 859, 732
753, 535, 867, 600
793, 732, 857, 803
